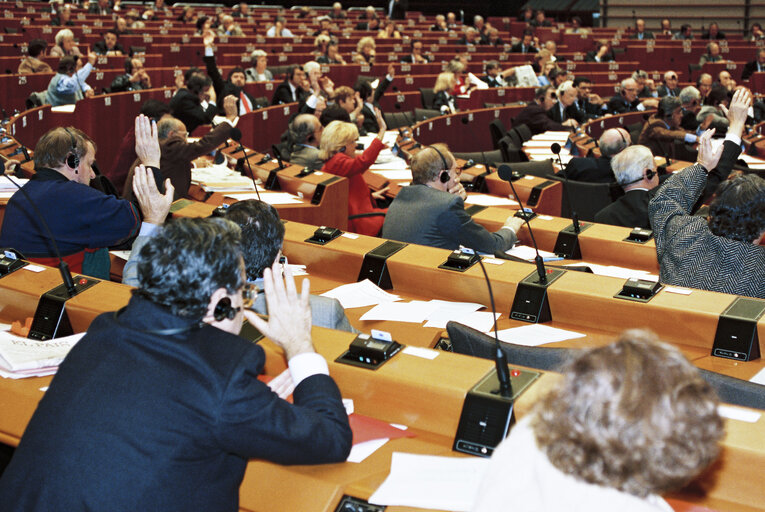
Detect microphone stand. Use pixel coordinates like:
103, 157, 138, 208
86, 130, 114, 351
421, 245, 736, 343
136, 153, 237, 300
550, 143, 590, 259
236, 142, 262, 202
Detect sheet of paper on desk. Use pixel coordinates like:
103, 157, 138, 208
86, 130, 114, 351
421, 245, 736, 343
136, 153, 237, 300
0, 178, 28, 190
464, 194, 519, 207
423, 300, 484, 328
0, 332, 85, 377
530, 132, 571, 141
371, 169, 412, 180
109, 250, 131, 261
496, 324, 585, 347
321, 279, 401, 309
369, 158, 410, 171
506, 244, 560, 261
360, 300, 439, 323
567, 262, 656, 280
347, 438, 389, 463
369, 452, 489, 511
225, 192, 303, 205
750, 367, 765, 386
738, 154, 765, 169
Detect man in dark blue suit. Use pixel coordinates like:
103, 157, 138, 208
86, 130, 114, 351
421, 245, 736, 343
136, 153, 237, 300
558, 127, 630, 183
0, 217, 352, 512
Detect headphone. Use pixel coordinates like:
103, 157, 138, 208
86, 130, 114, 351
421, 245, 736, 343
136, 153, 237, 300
429, 145, 450, 183
63, 127, 79, 171
124, 57, 133, 74
616, 128, 628, 146
213, 297, 238, 321
621, 168, 656, 187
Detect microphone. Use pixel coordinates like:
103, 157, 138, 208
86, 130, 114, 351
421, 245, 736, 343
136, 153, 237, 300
271, 144, 286, 170
230, 128, 262, 202
551, 143, 580, 234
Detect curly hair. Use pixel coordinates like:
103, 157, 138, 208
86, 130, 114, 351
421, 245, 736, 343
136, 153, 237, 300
222, 200, 285, 280
133, 217, 244, 319
532, 329, 723, 498
708, 173, 765, 243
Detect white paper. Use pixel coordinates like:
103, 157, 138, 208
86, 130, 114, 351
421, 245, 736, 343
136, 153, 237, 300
718, 405, 761, 423
0, 178, 28, 190
23, 264, 45, 273
192, 166, 256, 191
320, 280, 400, 309
750, 367, 765, 386
665, 286, 692, 295
370, 169, 412, 179
496, 324, 585, 347
109, 250, 131, 261
402, 346, 439, 360
464, 194, 519, 207
567, 262, 653, 280
0, 331, 84, 373
530, 131, 572, 140
452, 311, 500, 333
224, 192, 303, 204
347, 438, 389, 463
360, 300, 439, 323
369, 452, 489, 511
423, 300, 485, 329
505, 245, 561, 262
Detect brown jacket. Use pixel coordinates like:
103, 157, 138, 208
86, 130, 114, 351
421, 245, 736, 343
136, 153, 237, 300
18, 56, 52, 74
638, 116, 691, 160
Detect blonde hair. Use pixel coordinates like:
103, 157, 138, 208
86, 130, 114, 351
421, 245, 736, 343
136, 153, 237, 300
314, 34, 330, 50
55, 28, 74, 46
434, 72, 455, 93
319, 121, 358, 161
446, 59, 465, 74
356, 36, 376, 54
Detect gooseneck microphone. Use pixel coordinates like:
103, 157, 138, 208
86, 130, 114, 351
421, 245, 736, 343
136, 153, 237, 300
497, 164, 547, 284
230, 128, 262, 201
271, 144, 286, 170
551, 142, 579, 234
3, 174, 76, 296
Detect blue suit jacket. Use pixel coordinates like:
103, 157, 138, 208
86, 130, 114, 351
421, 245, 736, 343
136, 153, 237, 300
0, 296, 352, 511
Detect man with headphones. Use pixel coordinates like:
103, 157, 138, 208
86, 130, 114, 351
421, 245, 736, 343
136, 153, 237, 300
382, 144, 523, 253
271, 65, 308, 105
558, 127, 631, 183
0, 216, 352, 510
0, 115, 173, 280
606, 78, 658, 115
594, 144, 659, 229
285, 114, 323, 168
638, 96, 698, 161
108, 56, 152, 93
46, 52, 97, 107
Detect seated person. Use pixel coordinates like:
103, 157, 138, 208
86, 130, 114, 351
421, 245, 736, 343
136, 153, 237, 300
696, 86, 731, 132
353, 36, 376, 65
585, 40, 615, 62
572, 76, 605, 119
285, 113, 323, 169
400, 40, 430, 63
699, 42, 724, 66
529, 9, 552, 27
638, 96, 698, 160
513, 85, 572, 135
51, 4, 74, 26
317, 42, 347, 65
49, 28, 82, 58
632, 70, 658, 98
630, 18, 654, 39
657, 71, 681, 97
266, 16, 294, 37
510, 30, 538, 54
649, 88, 765, 298
169, 73, 218, 133
472, 329, 723, 511
330, 1, 346, 18
245, 50, 273, 82
482, 61, 516, 88
558, 128, 630, 183
47, 54, 96, 107
430, 14, 447, 31
18, 38, 52, 74
679, 86, 703, 131
0, 116, 167, 280
458, 27, 482, 46
546, 80, 582, 129
354, 66, 393, 133
217, 15, 244, 36
607, 78, 658, 114
382, 145, 522, 253
203, 32, 257, 115
673, 23, 694, 40
109, 57, 152, 92
741, 48, 765, 81
332, 86, 364, 132
0, 216, 352, 510
378, 20, 402, 39
698, 73, 714, 104
319, 116, 388, 236
271, 65, 308, 105
433, 72, 458, 114
703, 22, 726, 40
718, 70, 736, 92
123, 104, 237, 201
486, 28, 505, 46
92, 30, 125, 56
594, 145, 659, 229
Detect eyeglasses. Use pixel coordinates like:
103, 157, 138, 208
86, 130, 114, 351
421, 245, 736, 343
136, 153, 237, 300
242, 283, 257, 309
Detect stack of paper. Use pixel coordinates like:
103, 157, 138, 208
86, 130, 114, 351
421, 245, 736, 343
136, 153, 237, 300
0, 331, 84, 379
191, 166, 256, 192
506, 244, 561, 262
320, 280, 401, 309
357, 299, 499, 333
225, 191, 303, 205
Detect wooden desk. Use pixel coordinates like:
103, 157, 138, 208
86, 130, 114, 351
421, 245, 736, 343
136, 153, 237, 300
0, 266, 762, 512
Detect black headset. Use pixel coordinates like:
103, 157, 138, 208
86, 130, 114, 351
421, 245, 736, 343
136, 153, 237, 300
621, 167, 656, 187
213, 297, 238, 321
429, 145, 450, 183
63, 127, 79, 171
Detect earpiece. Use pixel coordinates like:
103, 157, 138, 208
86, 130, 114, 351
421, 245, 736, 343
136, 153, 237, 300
213, 297, 236, 321
63, 127, 79, 171
622, 168, 656, 186
430, 146, 450, 183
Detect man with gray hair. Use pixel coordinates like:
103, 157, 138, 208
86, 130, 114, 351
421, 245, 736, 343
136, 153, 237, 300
286, 114, 323, 169
679, 85, 703, 130
594, 144, 659, 228
657, 71, 681, 97
558, 127, 631, 183
607, 78, 658, 114
547, 80, 583, 127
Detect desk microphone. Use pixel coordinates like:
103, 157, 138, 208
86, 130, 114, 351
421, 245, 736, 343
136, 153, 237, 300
230, 128, 262, 202
257, 153, 271, 165
271, 144, 286, 170
551, 142, 580, 234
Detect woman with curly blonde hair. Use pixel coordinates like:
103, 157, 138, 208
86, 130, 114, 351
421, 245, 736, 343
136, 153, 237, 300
353, 36, 376, 65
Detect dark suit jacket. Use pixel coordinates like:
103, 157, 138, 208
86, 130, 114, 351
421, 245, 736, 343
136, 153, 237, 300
559, 156, 614, 183
594, 189, 652, 229
271, 80, 307, 105
483, 75, 503, 87
360, 75, 393, 132
433, 90, 457, 113
400, 54, 431, 63
607, 94, 642, 114
92, 40, 125, 55
547, 101, 585, 125
169, 88, 217, 133
204, 54, 257, 115
382, 184, 517, 254
741, 60, 764, 81
630, 31, 655, 40
513, 103, 567, 135
572, 98, 603, 119
510, 43, 538, 54
585, 50, 615, 62
0, 295, 352, 512
123, 123, 234, 200
657, 85, 681, 97
680, 110, 699, 131
389, 0, 408, 20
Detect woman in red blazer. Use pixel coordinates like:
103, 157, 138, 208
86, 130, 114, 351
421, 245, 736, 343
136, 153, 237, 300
319, 111, 388, 236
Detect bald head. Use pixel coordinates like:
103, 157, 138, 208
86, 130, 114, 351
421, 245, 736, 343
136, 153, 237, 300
292, 113, 322, 146
157, 117, 186, 140
599, 128, 631, 157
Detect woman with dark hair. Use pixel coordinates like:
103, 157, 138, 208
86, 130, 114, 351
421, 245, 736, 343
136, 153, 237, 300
472, 329, 724, 511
